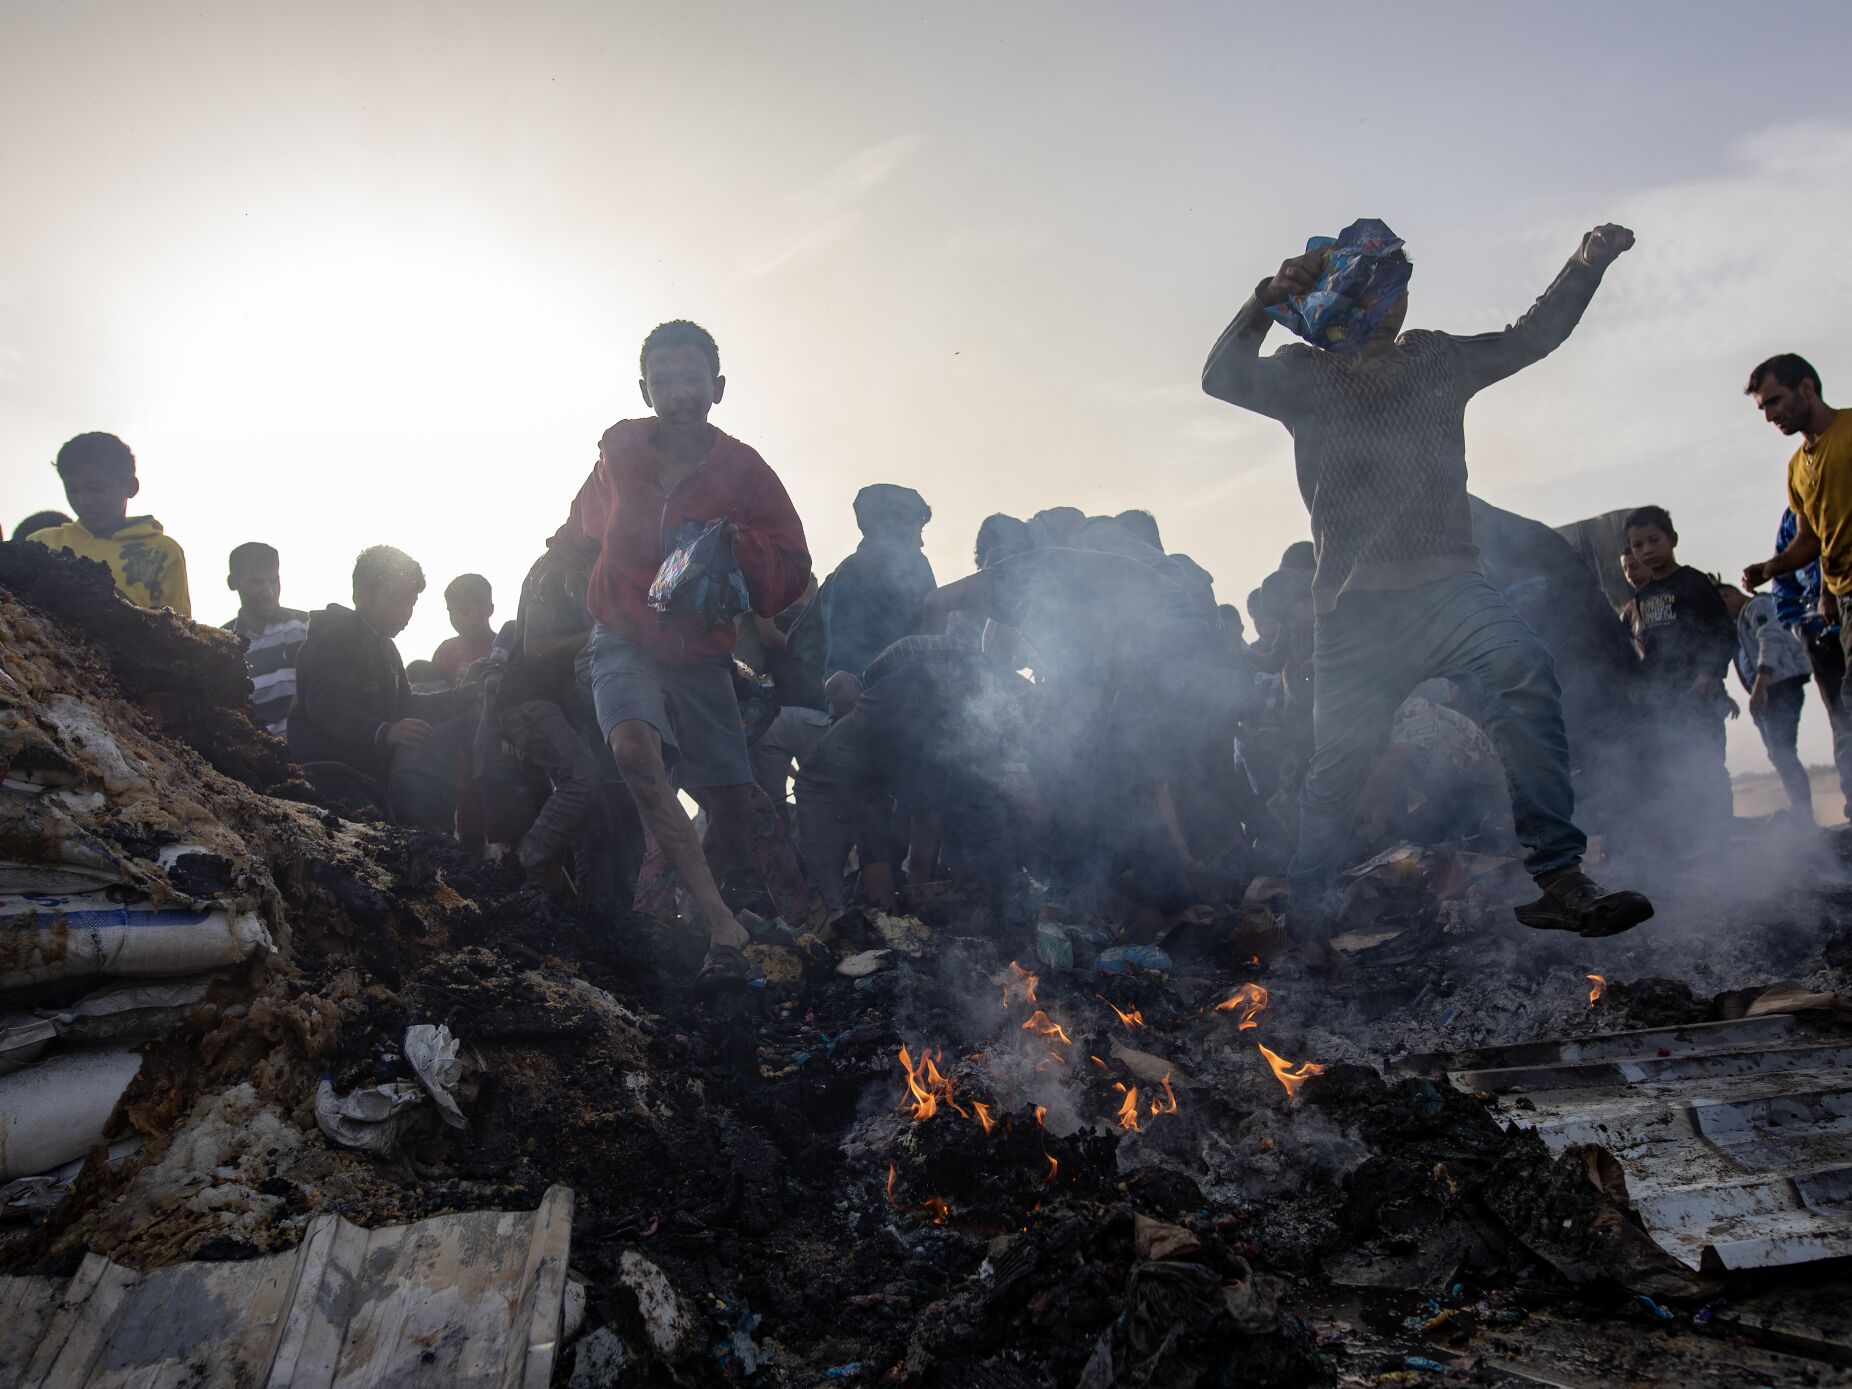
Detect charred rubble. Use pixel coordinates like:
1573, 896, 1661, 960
1, 540, 1850, 1388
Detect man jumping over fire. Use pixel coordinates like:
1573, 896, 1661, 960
1202, 222, 1654, 942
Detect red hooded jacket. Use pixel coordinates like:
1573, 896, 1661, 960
552, 419, 812, 667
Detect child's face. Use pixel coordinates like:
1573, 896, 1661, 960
1619, 550, 1648, 590
230, 562, 282, 615
362, 579, 423, 639
639, 344, 723, 429
1626, 524, 1676, 578
59, 462, 136, 531
447, 597, 492, 636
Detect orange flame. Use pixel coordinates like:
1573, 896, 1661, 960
972, 1101, 996, 1135
1097, 995, 1146, 1028
1152, 1072, 1179, 1115
1586, 973, 1606, 1007
1001, 961, 1039, 1008
1033, 1105, 1047, 1127
1216, 983, 1270, 1030
1257, 1043, 1325, 1100
1117, 1086, 1141, 1130
1089, 1055, 1107, 1069
898, 1045, 967, 1120
1045, 1153, 1058, 1182
886, 1163, 899, 1206
1021, 1010, 1073, 1045
920, 1195, 952, 1225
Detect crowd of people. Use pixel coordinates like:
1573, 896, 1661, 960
10, 234, 1846, 986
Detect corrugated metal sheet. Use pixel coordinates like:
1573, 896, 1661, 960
1394, 1015, 1852, 1272
0, 1184, 572, 1388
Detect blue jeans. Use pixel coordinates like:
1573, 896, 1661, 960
1289, 572, 1585, 903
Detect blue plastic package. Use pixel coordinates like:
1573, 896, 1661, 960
649, 518, 752, 628
1264, 217, 1411, 355
1094, 945, 1173, 976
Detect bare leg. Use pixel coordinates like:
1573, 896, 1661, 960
608, 721, 746, 952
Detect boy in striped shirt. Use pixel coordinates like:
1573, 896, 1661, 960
223, 542, 310, 737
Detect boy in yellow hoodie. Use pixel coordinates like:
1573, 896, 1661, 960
23, 433, 191, 618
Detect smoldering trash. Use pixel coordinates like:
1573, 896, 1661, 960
2, 541, 1852, 1388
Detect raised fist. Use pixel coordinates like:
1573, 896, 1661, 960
1579, 224, 1635, 269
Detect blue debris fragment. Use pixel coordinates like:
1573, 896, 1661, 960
825, 1363, 863, 1379
1405, 1355, 1449, 1372
1634, 1294, 1675, 1320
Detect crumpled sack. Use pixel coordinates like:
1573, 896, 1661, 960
648, 519, 751, 629
404, 1023, 469, 1129
1265, 217, 1410, 355
313, 1077, 427, 1154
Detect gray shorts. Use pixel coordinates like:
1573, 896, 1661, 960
588, 624, 752, 789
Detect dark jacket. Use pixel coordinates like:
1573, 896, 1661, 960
286, 604, 466, 780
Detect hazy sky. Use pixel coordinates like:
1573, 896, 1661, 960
6, 1, 1852, 771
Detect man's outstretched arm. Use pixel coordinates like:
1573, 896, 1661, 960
1745, 509, 1823, 589
1200, 248, 1324, 421
1455, 224, 1634, 392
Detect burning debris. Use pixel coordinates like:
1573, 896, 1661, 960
2, 544, 1850, 1387
1257, 1043, 1327, 1101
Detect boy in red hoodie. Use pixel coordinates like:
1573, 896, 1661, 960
551, 321, 814, 983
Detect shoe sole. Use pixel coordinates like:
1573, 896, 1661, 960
1514, 895, 1655, 939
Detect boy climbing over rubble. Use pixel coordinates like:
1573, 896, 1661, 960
25, 432, 191, 618
223, 542, 310, 738
548, 320, 815, 986
1201, 221, 1653, 941
433, 573, 496, 685
288, 545, 474, 827
1718, 581, 1815, 823
486, 550, 618, 895
1624, 506, 1740, 837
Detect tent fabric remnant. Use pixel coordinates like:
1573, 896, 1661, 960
0, 1183, 572, 1388
1395, 1011, 1852, 1271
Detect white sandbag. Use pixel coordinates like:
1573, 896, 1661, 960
0, 1015, 56, 1074
0, 1046, 142, 1180
0, 894, 271, 993
0, 1138, 140, 1220
0, 860, 125, 896
45, 977, 217, 1041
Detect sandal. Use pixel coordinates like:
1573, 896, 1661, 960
696, 942, 758, 991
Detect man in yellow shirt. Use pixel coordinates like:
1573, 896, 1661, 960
1742, 353, 1848, 817
22, 432, 192, 618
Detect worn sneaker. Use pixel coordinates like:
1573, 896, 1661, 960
1513, 870, 1654, 939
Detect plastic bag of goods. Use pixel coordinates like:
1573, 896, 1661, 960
648, 519, 751, 629
1263, 217, 1411, 355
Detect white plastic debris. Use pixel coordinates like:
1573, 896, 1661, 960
404, 1023, 469, 1129
835, 949, 893, 979
617, 1248, 701, 1365
313, 1077, 427, 1154
568, 1326, 639, 1387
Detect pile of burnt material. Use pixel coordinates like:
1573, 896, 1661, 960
3, 538, 1850, 1388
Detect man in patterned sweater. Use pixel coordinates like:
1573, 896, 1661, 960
1202, 224, 1653, 941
